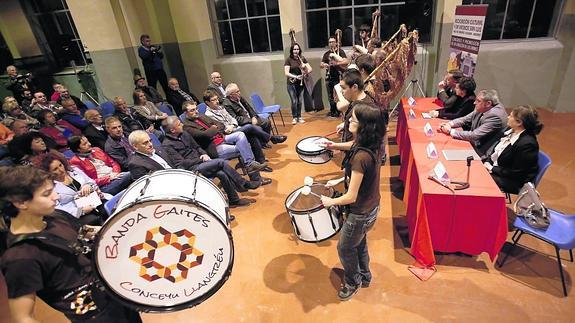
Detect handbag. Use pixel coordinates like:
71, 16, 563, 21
513, 182, 550, 229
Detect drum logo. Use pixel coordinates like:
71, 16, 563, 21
129, 226, 204, 283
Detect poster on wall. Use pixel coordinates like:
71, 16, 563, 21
447, 5, 488, 77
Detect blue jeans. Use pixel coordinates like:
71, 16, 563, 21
236, 124, 268, 163
337, 206, 379, 287
216, 131, 255, 164
287, 83, 303, 118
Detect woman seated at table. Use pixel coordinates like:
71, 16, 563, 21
483, 105, 543, 194
429, 77, 476, 120
68, 135, 133, 195
36, 152, 111, 224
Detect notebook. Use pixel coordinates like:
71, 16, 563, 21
442, 149, 480, 161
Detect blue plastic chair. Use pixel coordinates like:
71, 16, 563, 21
250, 93, 285, 130
158, 102, 175, 116
505, 150, 552, 204
179, 112, 186, 122
198, 103, 208, 115
149, 132, 162, 146
100, 101, 115, 118
104, 189, 125, 216
535, 151, 552, 187
498, 209, 575, 296
84, 100, 98, 110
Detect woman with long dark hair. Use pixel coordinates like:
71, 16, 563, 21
284, 42, 312, 125
319, 102, 385, 301
0, 166, 141, 322
483, 105, 544, 194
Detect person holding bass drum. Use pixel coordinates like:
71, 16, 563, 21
0, 166, 141, 323
284, 42, 312, 125
317, 102, 385, 301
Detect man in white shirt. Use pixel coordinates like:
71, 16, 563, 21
127, 130, 173, 180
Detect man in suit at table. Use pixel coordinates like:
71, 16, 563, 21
438, 89, 508, 157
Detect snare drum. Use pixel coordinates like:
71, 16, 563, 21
285, 184, 343, 242
94, 169, 234, 313
296, 136, 333, 164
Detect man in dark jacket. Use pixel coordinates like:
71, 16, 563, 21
222, 83, 272, 135
137, 34, 168, 93
104, 116, 135, 171
166, 77, 199, 115
83, 110, 108, 149
161, 116, 258, 207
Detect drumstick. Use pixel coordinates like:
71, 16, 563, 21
301, 186, 322, 199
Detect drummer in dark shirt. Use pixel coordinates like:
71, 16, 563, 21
318, 102, 385, 301
0, 166, 141, 323
336, 69, 375, 143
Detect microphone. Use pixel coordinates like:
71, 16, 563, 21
452, 156, 472, 190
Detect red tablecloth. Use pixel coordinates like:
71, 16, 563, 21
396, 98, 508, 267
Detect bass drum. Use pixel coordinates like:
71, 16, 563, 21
93, 169, 233, 312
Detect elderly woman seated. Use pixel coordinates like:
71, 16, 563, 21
429, 77, 476, 120
68, 135, 133, 195
483, 105, 543, 194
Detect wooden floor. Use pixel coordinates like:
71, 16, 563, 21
29, 108, 575, 322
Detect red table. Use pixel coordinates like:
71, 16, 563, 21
396, 98, 508, 268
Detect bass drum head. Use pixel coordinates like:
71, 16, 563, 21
94, 199, 233, 313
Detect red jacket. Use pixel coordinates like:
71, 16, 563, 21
39, 120, 82, 149
69, 147, 121, 186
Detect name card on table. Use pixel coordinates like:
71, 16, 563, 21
408, 96, 417, 106
430, 161, 450, 184
426, 142, 438, 159
409, 108, 416, 119
424, 122, 434, 137
421, 112, 432, 119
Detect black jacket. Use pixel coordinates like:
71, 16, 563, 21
222, 97, 258, 126
161, 132, 207, 170
165, 88, 199, 115
83, 124, 108, 150
182, 114, 225, 159
488, 131, 539, 194
128, 148, 175, 180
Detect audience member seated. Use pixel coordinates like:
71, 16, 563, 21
36, 152, 109, 224
437, 69, 463, 110
204, 90, 285, 167
0, 123, 14, 160
113, 95, 149, 133
1, 100, 39, 129
57, 86, 88, 112
483, 105, 543, 194
68, 135, 132, 195
60, 97, 89, 130
29, 91, 63, 119
207, 71, 227, 101
134, 74, 172, 108
162, 116, 259, 207
8, 132, 64, 166
20, 89, 33, 112
104, 116, 135, 171
37, 110, 81, 151
166, 77, 199, 115
429, 77, 476, 120
127, 130, 174, 180
438, 89, 508, 157
50, 82, 63, 102
132, 89, 167, 129
223, 83, 272, 135
83, 110, 108, 149
182, 101, 271, 185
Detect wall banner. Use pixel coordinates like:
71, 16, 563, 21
447, 5, 488, 77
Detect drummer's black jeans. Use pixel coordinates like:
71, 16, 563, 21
337, 206, 379, 287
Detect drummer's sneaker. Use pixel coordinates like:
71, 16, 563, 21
298, 117, 305, 124
270, 135, 287, 144
338, 284, 359, 301
292, 118, 298, 125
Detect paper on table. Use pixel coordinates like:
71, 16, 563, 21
75, 191, 102, 208
408, 96, 416, 106
409, 108, 416, 119
430, 161, 450, 183
422, 112, 432, 119
426, 142, 438, 159
442, 149, 480, 161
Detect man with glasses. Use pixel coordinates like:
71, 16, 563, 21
222, 83, 273, 137
207, 71, 227, 101
438, 89, 508, 157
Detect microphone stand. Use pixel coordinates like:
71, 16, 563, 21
452, 156, 473, 190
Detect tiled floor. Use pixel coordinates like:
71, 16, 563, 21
20, 108, 575, 322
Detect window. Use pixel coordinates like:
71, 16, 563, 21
305, 0, 434, 49
461, 0, 563, 40
19, 0, 90, 69
211, 0, 283, 55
